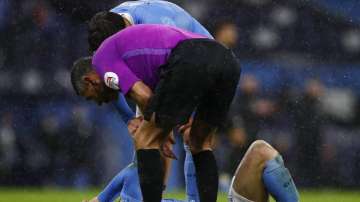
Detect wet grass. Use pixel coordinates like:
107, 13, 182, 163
0, 188, 359, 202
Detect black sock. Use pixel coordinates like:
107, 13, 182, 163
193, 150, 219, 202
136, 149, 164, 202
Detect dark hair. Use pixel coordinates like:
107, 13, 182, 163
71, 56, 93, 95
88, 11, 126, 52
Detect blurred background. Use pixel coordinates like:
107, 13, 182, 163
1, 0, 360, 192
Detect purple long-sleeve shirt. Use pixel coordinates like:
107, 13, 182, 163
92, 24, 207, 94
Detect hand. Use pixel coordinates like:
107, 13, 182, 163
160, 132, 177, 159
128, 116, 144, 136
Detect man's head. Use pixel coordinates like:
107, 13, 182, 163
88, 11, 127, 52
71, 57, 118, 105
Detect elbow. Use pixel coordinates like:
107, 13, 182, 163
140, 91, 152, 109
129, 81, 153, 112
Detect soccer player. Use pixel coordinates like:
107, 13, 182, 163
71, 24, 241, 202
88, 0, 212, 52
87, 0, 213, 128
82, 138, 299, 202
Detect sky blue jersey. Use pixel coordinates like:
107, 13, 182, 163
110, 0, 213, 38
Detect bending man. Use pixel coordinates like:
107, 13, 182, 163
71, 24, 240, 202
86, 0, 213, 136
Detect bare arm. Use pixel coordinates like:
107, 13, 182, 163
127, 81, 153, 113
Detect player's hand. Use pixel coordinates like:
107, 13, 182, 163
128, 116, 144, 136
160, 132, 177, 159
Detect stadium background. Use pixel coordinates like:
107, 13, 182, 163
1, 0, 360, 201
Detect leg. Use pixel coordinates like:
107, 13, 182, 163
134, 115, 171, 202
230, 140, 299, 202
180, 118, 211, 202
183, 141, 200, 202
187, 46, 240, 202
189, 117, 218, 202
231, 140, 277, 202
140, 40, 240, 202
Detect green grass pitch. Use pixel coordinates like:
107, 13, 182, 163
0, 188, 359, 202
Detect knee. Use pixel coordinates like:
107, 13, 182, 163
134, 135, 162, 149
247, 140, 278, 163
189, 141, 209, 154
189, 134, 214, 154
134, 129, 165, 149
134, 134, 149, 149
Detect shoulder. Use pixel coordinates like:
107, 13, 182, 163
111, 1, 145, 13
92, 38, 116, 64
111, 1, 146, 24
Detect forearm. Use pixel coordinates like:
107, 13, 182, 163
128, 81, 153, 113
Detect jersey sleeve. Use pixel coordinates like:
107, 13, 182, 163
98, 167, 127, 202
112, 93, 135, 123
92, 39, 141, 95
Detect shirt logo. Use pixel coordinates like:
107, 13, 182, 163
104, 72, 120, 90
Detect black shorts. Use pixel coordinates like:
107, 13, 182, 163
144, 39, 241, 130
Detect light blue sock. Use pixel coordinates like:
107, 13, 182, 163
262, 155, 299, 202
184, 144, 200, 202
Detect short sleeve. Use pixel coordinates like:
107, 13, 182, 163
92, 39, 141, 95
